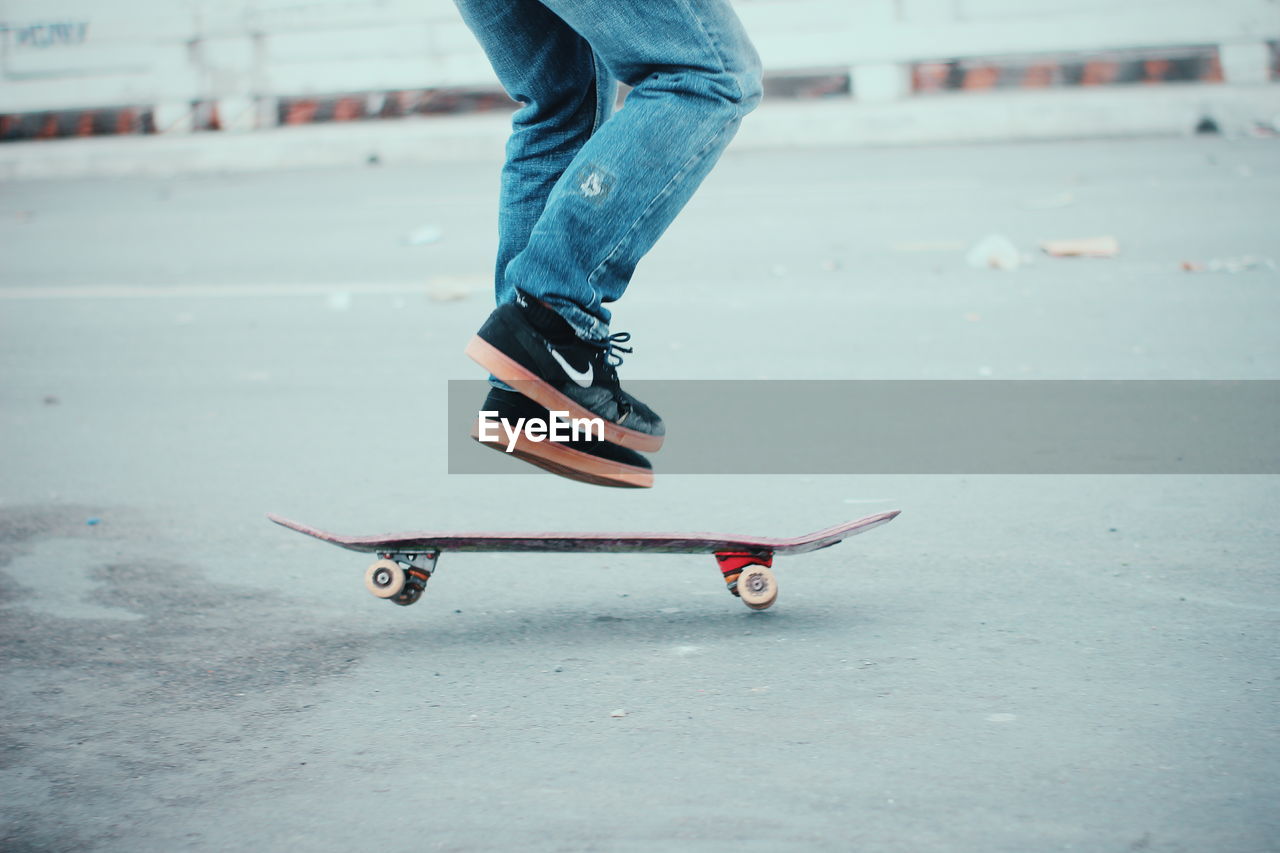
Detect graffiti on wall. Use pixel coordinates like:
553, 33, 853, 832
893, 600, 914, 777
0, 22, 91, 49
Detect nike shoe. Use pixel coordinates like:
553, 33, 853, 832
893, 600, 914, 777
464, 292, 665, 452
471, 387, 653, 488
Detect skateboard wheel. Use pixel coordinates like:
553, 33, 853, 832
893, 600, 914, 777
737, 566, 778, 611
365, 559, 406, 599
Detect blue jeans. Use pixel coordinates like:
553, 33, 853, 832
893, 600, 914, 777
454, 0, 763, 339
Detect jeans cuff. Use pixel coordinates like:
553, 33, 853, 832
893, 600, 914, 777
541, 298, 609, 341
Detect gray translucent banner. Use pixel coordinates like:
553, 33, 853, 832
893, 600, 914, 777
447, 380, 1280, 474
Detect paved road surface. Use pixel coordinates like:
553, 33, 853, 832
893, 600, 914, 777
2, 137, 1278, 851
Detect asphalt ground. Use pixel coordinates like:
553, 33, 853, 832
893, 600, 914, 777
1, 136, 1278, 852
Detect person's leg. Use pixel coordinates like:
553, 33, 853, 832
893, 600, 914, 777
462, 0, 761, 451
451, 0, 616, 306
503, 0, 763, 337
455, 0, 659, 482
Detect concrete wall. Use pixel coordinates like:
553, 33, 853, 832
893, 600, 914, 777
1, 0, 1277, 133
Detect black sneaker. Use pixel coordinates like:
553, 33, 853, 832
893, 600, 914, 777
471, 387, 654, 488
464, 292, 665, 452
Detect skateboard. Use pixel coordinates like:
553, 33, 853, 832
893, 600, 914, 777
267, 510, 900, 611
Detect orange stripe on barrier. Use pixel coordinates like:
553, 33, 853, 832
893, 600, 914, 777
1081, 59, 1119, 86
1021, 62, 1056, 88
962, 65, 1000, 90
285, 100, 318, 125
1203, 53, 1224, 83
1142, 58, 1172, 83
333, 97, 361, 121
913, 62, 951, 93
76, 111, 94, 137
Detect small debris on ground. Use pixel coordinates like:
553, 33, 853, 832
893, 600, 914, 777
1040, 236, 1119, 258
1248, 117, 1280, 137
1181, 256, 1277, 273
426, 277, 473, 302
610, 709, 627, 718
965, 234, 1023, 270
403, 225, 443, 246
1194, 116, 1220, 135
42, 395, 59, 406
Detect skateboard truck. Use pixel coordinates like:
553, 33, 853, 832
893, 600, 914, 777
365, 550, 440, 606
715, 551, 777, 611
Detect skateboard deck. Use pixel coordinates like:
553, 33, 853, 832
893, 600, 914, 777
267, 509, 900, 611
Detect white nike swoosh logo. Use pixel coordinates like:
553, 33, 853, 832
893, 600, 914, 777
549, 348, 594, 387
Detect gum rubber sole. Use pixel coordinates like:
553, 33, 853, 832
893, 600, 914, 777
465, 335, 665, 453
470, 422, 654, 489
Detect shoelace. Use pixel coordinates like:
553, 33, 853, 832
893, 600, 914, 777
585, 332, 635, 420
586, 331, 633, 368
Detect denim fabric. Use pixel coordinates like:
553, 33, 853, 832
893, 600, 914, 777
454, 0, 763, 338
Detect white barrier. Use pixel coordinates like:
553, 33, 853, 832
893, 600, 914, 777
0, 0, 1276, 133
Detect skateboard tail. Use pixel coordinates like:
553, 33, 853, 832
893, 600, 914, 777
267, 513, 360, 550
268, 513, 324, 539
